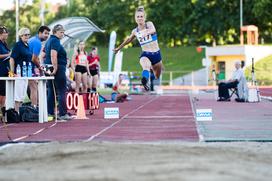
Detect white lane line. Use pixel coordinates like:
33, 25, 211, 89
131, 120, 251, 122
85, 96, 159, 142
12, 122, 57, 142
12, 135, 29, 142
0, 123, 15, 129
189, 92, 203, 142
124, 115, 194, 119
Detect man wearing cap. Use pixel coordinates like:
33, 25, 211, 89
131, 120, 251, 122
44, 24, 71, 120
28, 25, 50, 108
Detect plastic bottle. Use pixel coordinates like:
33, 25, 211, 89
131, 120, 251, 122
22, 61, 27, 77
27, 62, 32, 77
16, 64, 21, 77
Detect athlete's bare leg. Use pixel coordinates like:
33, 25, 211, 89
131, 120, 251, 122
81, 73, 88, 93
152, 61, 163, 79
91, 75, 99, 92
87, 75, 93, 92
140, 57, 152, 91
75, 72, 82, 93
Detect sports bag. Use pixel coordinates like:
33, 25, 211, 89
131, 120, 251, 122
20, 105, 39, 122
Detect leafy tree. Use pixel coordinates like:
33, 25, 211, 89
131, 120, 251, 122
1, 0, 272, 47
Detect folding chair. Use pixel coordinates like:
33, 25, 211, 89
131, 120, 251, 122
229, 87, 239, 98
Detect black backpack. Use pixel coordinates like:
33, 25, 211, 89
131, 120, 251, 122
6, 108, 20, 123
19, 105, 39, 122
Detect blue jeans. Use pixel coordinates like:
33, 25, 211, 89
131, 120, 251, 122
47, 65, 67, 116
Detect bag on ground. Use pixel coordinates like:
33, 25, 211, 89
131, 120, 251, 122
19, 105, 39, 122
6, 108, 20, 123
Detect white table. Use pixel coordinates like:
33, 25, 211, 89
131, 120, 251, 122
0, 76, 54, 123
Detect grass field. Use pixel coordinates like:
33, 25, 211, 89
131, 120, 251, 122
97, 46, 204, 72
245, 55, 272, 85
67, 46, 204, 84
67, 46, 272, 85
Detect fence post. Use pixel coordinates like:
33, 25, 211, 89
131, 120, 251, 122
169, 72, 173, 86
191, 71, 194, 86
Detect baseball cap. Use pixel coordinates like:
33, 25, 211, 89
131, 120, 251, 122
53, 24, 65, 32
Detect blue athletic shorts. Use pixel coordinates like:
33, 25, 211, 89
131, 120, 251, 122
139, 50, 162, 65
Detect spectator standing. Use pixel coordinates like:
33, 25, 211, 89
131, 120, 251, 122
71, 41, 90, 93
9, 27, 32, 112
87, 47, 100, 93
0, 26, 10, 116
44, 24, 71, 120
28, 25, 50, 107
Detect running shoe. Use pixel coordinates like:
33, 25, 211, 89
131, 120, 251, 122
141, 77, 150, 91
58, 114, 72, 120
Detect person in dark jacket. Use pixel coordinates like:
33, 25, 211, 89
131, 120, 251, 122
0, 26, 10, 116
44, 24, 71, 120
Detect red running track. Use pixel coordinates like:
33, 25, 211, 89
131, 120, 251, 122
0, 94, 199, 143
259, 88, 272, 97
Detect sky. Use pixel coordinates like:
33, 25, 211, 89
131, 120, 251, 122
1, 0, 67, 10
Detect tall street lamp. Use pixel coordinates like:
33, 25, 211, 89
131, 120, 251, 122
15, 0, 19, 41
240, 0, 243, 28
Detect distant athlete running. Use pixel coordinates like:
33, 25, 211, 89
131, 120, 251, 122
114, 6, 163, 91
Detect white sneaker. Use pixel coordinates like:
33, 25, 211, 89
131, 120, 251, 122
58, 114, 72, 120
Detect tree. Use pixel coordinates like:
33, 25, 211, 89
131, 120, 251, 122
1, 0, 272, 47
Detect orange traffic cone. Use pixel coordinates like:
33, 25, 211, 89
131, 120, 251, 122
76, 95, 88, 119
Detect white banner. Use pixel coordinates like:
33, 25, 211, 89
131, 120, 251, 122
108, 31, 117, 72
113, 51, 123, 83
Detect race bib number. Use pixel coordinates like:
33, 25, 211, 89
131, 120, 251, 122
78, 55, 87, 64
136, 31, 152, 44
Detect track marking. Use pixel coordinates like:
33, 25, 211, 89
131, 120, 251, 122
125, 115, 194, 119
189, 93, 203, 142
85, 96, 159, 142
12, 122, 57, 142
0, 123, 15, 129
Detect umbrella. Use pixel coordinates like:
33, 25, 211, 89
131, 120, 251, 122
48, 17, 105, 49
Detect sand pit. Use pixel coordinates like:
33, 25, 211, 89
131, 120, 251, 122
0, 141, 271, 181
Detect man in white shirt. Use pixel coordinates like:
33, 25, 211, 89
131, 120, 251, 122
217, 61, 244, 101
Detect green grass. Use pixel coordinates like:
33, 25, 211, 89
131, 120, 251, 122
96, 46, 204, 72
67, 46, 204, 84
245, 55, 272, 85
67, 46, 272, 85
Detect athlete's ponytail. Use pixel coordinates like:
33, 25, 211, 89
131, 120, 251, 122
136, 6, 145, 12
135, 6, 146, 19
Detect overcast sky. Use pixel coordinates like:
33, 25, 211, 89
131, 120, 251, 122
1, 0, 67, 10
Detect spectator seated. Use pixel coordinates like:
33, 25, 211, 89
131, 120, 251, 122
219, 75, 249, 102
218, 61, 248, 102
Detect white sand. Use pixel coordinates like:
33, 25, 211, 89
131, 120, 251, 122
0, 141, 272, 181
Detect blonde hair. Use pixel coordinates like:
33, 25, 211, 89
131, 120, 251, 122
18, 27, 30, 37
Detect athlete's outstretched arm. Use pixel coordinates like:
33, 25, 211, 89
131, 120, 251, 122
113, 31, 135, 54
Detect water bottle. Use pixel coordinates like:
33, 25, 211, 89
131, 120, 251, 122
16, 64, 21, 77
22, 61, 27, 77
27, 62, 32, 77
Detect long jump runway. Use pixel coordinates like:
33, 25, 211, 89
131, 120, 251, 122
0, 94, 199, 143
